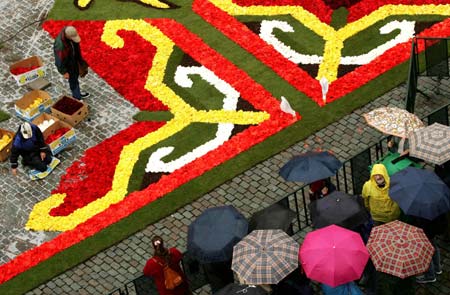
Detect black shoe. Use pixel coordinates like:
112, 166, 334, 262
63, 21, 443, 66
80, 92, 90, 98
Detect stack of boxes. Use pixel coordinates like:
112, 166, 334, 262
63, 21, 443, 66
3, 56, 89, 162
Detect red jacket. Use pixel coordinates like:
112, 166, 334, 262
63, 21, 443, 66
143, 248, 189, 295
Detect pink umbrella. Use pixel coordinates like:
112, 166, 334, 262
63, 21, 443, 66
299, 224, 369, 287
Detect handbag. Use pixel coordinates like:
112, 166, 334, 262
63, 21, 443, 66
78, 60, 88, 78
153, 258, 183, 290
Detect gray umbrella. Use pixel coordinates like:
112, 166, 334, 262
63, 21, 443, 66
248, 203, 296, 234
309, 191, 369, 230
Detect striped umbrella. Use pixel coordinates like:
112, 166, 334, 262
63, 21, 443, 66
409, 123, 450, 165
232, 229, 299, 284
366, 220, 434, 278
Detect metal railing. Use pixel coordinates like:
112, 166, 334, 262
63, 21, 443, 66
108, 102, 450, 295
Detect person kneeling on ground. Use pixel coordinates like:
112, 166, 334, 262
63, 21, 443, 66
10, 122, 52, 176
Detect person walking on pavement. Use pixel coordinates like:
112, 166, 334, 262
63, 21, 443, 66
143, 236, 191, 295
362, 164, 401, 225
10, 122, 52, 175
53, 25, 89, 100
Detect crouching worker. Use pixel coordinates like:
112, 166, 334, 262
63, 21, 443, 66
10, 122, 52, 176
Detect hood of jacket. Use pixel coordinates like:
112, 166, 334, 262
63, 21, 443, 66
370, 164, 390, 191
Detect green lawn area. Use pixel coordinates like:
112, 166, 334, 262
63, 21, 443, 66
1, 1, 449, 293
0, 110, 10, 122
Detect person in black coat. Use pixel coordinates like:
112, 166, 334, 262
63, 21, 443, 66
405, 213, 448, 283
10, 122, 52, 175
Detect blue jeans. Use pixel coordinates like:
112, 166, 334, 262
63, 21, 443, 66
68, 71, 81, 99
424, 237, 441, 279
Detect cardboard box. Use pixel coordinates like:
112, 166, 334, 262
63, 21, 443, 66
32, 113, 60, 133
15, 90, 53, 122
9, 56, 46, 86
43, 120, 76, 155
0, 128, 15, 162
51, 96, 88, 126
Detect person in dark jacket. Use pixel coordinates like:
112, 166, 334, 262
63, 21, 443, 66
272, 267, 313, 295
405, 213, 448, 283
10, 122, 52, 175
308, 178, 336, 202
53, 26, 89, 100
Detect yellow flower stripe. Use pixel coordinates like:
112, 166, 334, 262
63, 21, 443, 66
26, 19, 269, 231
139, 0, 170, 9
211, 0, 450, 82
76, 0, 91, 8
76, 0, 170, 9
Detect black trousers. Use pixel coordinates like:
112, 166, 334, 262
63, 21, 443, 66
23, 150, 52, 172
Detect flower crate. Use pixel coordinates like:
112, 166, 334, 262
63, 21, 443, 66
31, 113, 60, 133
43, 120, 76, 155
9, 56, 46, 86
0, 128, 15, 162
51, 96, 88, 126
15, 90, 53, 122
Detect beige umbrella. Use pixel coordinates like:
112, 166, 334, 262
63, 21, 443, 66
232, 229, 299, 285
409, 123, 450, 165
363, 107, 424, 138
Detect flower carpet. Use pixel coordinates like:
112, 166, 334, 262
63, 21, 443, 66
1, 0, 450, 293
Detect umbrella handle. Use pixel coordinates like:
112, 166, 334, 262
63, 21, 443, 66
398, 137, 405, 154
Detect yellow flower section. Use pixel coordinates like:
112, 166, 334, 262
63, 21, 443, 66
25, 97, 44, 112
76, 0, 91, 8
76, 0, 169, 9
212, 0, 450, 82
140, 0, 170, 9
0, 134, 11, 150
26, 19, 269, 231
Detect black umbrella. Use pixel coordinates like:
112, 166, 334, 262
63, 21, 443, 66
248, 203, 296, 234
214, 283, 268, 295
309, 191, 369, 229
188, 205, 248, 263
279, 151, 342, 183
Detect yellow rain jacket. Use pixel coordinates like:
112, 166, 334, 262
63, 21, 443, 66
362, 164, 401, 223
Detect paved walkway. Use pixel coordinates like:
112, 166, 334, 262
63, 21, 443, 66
0, 1, 450, 294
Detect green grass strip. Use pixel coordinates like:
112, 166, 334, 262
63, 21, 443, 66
0, 110, 10, 122
132, 111, 174, 122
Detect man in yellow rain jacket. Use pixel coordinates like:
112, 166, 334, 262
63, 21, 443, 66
362, 164, 401, 224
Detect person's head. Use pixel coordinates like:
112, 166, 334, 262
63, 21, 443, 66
370, 164, 390, 189
152, 236, 168, 257
373, 174, 385, 186
20, 122, 32, 139
65, 26, 81, 43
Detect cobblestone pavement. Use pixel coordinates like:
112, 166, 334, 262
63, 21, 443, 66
1, 1, 450, 294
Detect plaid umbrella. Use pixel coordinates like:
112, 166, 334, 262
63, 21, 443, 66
363, 107, 424, 138
366, 220, 434, 278
299, 225, 369, 287
232, 229, 299, 285
409, 123, 450, 165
